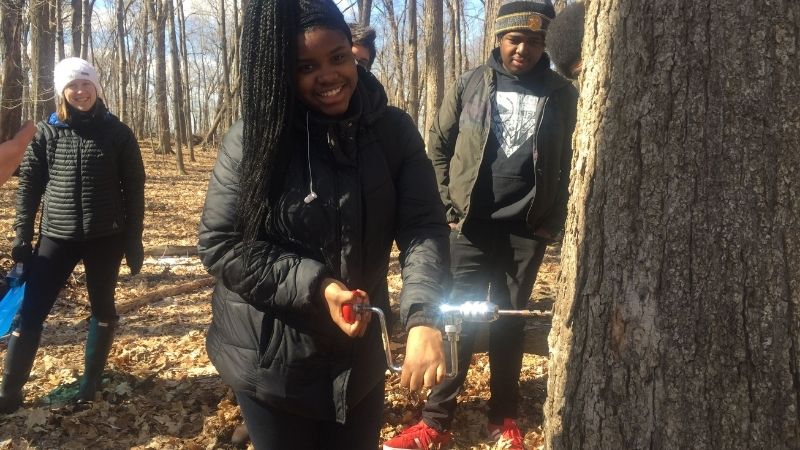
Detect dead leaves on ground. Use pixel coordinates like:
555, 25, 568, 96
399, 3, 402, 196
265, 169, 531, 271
0, 145, 555, 449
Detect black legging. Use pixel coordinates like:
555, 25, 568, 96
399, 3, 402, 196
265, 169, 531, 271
18, 234, 125, 332
235, 379, 385, 450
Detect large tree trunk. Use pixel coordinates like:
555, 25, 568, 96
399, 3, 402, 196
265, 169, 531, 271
30, 0, 55, 121
422, 0, 443, 141
0, 0, 25, 141
545, 1, 800, 449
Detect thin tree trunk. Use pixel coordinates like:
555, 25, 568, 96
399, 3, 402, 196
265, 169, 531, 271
0, 0, 25, 141
218, 0, 232, 129
545, 1, 800, 449
166, 0, 185, 174
71, 0, 81, 56
135, 0, 150, 137
177, 0, 194, 160
381, 0, 405, 107
407, 0, 419, 124
446, 0, 456, 85
55, 0, 65, 60
149, 0, 171, 154
80, 0, 94, 59
423, 0, 443, 142
116, 0, 128, 122
359, 0, 372, 25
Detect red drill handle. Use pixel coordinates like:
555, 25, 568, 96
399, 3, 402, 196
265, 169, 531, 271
342, 290, 367, 324
342, 303, 356, 324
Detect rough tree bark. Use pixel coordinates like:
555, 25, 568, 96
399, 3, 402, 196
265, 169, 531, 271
0, 0, 25, 141
545, 1, 800, 449
30, 0, 55, 121
482, 0, 498, 60
359, 0, 372, 25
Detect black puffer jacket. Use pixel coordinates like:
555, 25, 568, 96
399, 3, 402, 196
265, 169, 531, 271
198, 70, 450, 424
15, 106, 145, 243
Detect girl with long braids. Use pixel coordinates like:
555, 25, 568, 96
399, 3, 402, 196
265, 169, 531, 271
197, 0, 450, 447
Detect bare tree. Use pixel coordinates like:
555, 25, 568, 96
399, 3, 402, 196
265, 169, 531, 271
148, 0, 171, 154
217, 0, 232, 129
30, 0, 56, 121
80, 0, 94, 58
359, 0, 372, 25
545, 1, 800, 448
177, 0, 194, 160
0, 0, 25, 141
422, 0, 443, 139
115, 0, 128, 122
166, 0, 186, 174
55, 0, 64, 60
70, 0, 81, 56
482, 0, 498, 59
407, 0, 419, 124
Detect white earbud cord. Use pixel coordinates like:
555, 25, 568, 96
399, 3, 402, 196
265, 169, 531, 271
304, 111, 317, 204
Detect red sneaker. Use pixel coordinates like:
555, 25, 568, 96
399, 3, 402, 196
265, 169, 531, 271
383, 420, 453, 450
487, 418, 525, 450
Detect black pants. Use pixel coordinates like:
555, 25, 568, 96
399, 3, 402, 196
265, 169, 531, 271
18, 234, 125, 332
422, 218, 547, 430
235, 379, 385, 450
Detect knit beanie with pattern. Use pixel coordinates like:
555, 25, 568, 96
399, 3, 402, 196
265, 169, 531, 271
495, 0, 556, 37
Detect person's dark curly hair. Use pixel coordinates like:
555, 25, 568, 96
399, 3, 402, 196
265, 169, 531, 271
546, 2, 585, 79
349, 22, 377, 69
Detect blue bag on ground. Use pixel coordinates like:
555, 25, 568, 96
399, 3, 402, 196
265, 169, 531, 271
0, 264, 26, 338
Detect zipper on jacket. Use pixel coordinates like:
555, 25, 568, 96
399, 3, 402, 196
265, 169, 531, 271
524, 96, 550, 225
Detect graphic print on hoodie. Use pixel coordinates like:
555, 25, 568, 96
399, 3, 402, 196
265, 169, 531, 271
471, 54, 545, 221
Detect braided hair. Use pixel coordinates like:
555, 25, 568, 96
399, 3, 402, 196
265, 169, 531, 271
237, 0, 352, 258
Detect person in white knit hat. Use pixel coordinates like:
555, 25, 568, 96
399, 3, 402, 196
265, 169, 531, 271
0, 57, 145, 414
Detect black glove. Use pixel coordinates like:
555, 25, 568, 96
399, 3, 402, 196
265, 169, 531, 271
125, 238, 144, 276
11, 236, 33, 266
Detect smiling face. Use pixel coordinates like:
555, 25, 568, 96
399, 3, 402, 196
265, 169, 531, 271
295, 28, 358, 117
62, 79, 98, 111
499, 30, 545, 76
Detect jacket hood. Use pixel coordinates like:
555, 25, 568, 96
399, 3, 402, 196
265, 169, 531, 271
487, 48, 572, 94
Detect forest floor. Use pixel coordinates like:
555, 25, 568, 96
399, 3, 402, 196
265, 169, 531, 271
0, 143, 559, 449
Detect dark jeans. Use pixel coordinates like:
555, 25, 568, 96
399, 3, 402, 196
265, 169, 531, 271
19, 234, 125, 332
422, 218, 547, 430
235, 379, 385, 450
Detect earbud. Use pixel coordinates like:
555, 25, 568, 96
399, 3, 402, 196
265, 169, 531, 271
304, 192, 318, 204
